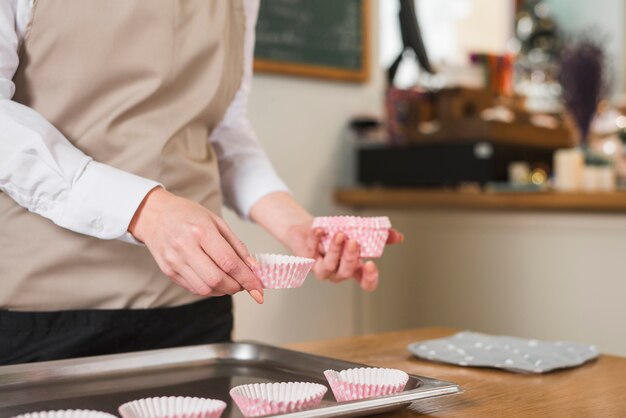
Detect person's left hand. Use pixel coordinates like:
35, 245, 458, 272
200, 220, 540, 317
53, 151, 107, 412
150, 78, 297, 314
287, 223, 404, 291
248, 192, 404, 292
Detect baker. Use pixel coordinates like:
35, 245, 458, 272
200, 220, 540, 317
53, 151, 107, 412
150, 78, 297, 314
0, 1, 402, 365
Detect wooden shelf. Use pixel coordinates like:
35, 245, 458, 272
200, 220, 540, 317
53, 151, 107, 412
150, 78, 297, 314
335, 187, 626, 213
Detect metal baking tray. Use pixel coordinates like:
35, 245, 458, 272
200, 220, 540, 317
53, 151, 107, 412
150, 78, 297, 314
0, 342, 460, 417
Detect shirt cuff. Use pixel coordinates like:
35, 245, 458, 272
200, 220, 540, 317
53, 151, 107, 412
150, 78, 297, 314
58, 161, 160, 242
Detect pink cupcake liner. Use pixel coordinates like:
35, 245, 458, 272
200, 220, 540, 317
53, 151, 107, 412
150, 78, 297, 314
324, 367, 409, 402
312, 216, 391, 258
12, 411, 116, 418
230, 382, 327, 417
251, 254, 315, 289
118, 396, 226, 418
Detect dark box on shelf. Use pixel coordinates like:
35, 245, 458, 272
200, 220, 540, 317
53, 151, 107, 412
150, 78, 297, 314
356, 141, 554, 187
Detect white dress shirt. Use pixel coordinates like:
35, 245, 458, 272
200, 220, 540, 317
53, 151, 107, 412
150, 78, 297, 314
0, 0, 288, 242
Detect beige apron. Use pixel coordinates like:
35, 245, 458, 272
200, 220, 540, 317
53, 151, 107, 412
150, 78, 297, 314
0, 0, 245, 310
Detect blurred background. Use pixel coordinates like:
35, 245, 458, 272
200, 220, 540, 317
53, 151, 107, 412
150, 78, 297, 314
227, 0, 626, 356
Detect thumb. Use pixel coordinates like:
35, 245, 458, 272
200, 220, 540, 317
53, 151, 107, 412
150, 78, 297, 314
386, 228, 404, 245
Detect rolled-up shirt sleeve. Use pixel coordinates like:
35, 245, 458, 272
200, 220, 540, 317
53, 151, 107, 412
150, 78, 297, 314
209, 0, 289, 219
0, 2, 159, 242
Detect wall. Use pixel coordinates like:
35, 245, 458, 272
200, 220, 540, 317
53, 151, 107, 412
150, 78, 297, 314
361, 210, 626, 356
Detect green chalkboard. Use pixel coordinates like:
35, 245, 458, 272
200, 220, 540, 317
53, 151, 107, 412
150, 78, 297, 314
254, 0, 371, 82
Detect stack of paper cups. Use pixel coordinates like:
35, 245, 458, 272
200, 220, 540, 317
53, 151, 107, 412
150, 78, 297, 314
554, 148, 584, 191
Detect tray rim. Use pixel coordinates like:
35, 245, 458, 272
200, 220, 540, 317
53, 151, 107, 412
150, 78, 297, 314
0, 341, 461, 417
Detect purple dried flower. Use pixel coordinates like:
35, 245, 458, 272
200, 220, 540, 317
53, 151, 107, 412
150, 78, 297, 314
558, 33, 609, 144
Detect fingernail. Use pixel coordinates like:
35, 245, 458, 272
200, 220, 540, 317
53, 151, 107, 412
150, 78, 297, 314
247, 256, 258, 268
315, 228, 325, 237
250, 289, 264, 304
335, 233, 345, 244
348, 240, 358, 251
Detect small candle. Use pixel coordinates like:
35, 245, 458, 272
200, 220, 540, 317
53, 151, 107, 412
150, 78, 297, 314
509, 162, 530, 184
554, 148, 584, 192
596, 166, 616, 191
581, 166, 599, 192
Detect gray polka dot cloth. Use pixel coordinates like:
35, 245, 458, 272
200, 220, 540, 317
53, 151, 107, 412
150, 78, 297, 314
408, 331, 599, 374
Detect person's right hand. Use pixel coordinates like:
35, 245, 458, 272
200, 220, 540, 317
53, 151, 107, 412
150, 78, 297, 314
128, 187, 264, 304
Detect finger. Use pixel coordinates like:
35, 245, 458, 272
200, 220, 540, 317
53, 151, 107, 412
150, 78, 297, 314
171, 273, 199, 295
210, 219, 265, 303
212, 217, 256, 268
357, 261, 379, 292
306, 228, 325, 259
207, 270, 242, 296
386, 228, 404, 245
317, 240, 326, 255
323, 233, 345, 270
316, 233, 345, 278
200, 233, 264, 303
336, 239, 360, 280
152, 252, 199, 295
176, 263, 219, 295
186, 248, 242, 296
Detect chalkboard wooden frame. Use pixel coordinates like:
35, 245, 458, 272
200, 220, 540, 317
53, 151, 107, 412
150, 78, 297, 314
253, 0, 371, 83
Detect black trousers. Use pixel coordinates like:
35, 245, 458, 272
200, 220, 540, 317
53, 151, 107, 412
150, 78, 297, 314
0, 296, 233, 366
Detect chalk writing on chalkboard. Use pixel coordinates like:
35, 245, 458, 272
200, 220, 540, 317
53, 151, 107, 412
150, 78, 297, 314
254, 0, 370, 83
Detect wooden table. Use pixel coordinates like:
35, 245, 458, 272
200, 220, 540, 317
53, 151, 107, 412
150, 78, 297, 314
335, 188, 626, 213
287, 328, 626, 417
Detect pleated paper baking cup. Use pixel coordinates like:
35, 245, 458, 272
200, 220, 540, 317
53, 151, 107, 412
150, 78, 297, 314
251, 254, 315, 289
118, 396, 227, 418
324, 367, 409, 402
12, 411, 116, 418
312, 216, 391, 258
230, 381, 327, 417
